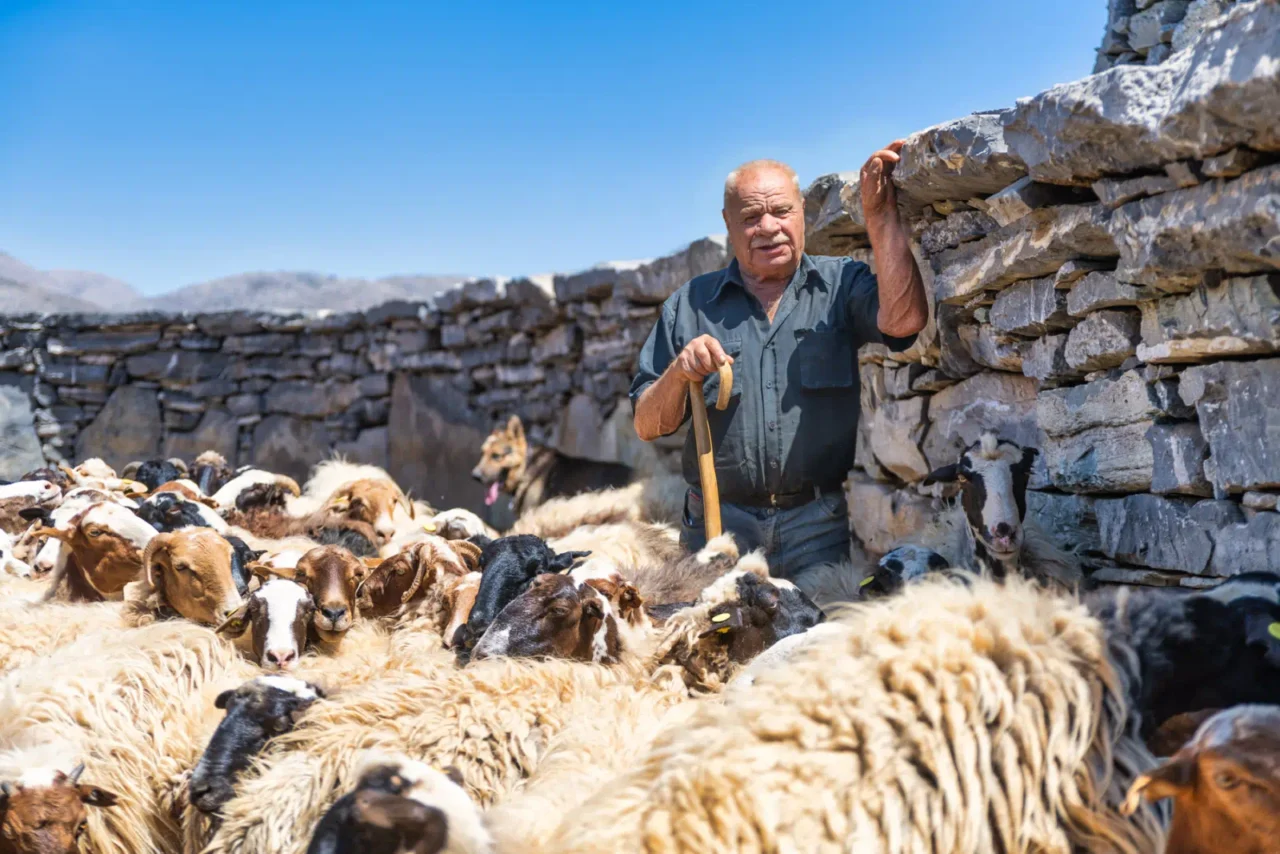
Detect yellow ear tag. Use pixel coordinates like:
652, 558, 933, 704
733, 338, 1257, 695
860, 576, 875, 588
422, 522, 438, 533
716, 627, 731, 635
1268, 622, 1280, 641
711, 612, 732, 623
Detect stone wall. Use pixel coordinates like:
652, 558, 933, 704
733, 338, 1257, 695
0, 238, 729, 523
2, 0, 1277, 582
1095, 0, 1246, 69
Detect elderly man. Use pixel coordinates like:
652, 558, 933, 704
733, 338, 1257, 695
630, 145, 928, 581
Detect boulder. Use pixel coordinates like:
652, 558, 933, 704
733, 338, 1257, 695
1129, 0, 1191, 50
1067, 271, 1159, 316
1064, 309, 1141, 371
46, 329, 161, 356
961, 325, 1027, 372
845, 474, 940, 555
1095, 494, 1242, 573
894, 112, 1028, 213
1137, 274, 1280, 362
617, 236, 731, 305
931, 203, 1116, 304
75, 386, 162, 471
867, 395, 930, 482
1179, 357, 1280, 493
1027, 491, 1102, 555
250, 416, 334, 484
920, 371, 1039, 469
125, 350, 232, 382
981, 176, 1089, 226
917, 210, 999, 255
990, 275, 1074, 336
1171, 0, 1236, 51
1037, 369, 1188, 436
0, 381, 45, 479
334, 427, 390, 472
1146, 420, 1212, 496
264, 380, 361, 418
1003, 1, 1280, 183
1021, 333, 1080, 384
1041, 421, 1154, 493
804, 174, 866, 255
1110, 166, 1280, 289
162, 408, 239, 464
1092, 173, 1179, 208
1200, 146, 1265, 179
1209, 511, 1280, 575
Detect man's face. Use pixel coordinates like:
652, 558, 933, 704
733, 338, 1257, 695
723, 166, 805, 282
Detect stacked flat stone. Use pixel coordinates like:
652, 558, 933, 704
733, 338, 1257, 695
823, 0, 1280, 583
1094, 0, 1243, 71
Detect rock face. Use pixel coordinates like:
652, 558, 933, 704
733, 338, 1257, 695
895, 112, 1028, 213
76, 386, 162, 471
1138, 275, 1280, 362
1064, 309, 1141, 370
1179, 357, 1280, 494
0, 381, 44, 479
251, 416, 333, 484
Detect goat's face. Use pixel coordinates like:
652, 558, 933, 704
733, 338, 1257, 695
442, 572, 483, 649
0, 768, 118, 854
472, 574, 618, 663
923, 433, 1038, 560
188, 677, 322, 814
471, 415, 528, 506
219, 578, 314, 670
702, 574, 824, 663
866, 546, 955, 598
34, 502, 157, 597
1125, 705, 1280, 854
327, 480, 413, 543
461, 536, 589, 652
294, 546, 366, 640
144, 529, 244, 625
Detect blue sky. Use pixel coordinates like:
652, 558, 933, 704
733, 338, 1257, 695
1, 1, 1100, 295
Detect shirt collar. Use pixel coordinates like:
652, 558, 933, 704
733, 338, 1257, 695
712, 253, 825, 302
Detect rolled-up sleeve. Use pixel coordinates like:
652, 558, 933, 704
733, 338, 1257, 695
846, 261, 918, 352
629, 299, 683, 426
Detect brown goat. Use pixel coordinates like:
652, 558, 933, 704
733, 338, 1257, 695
0, 765, 119, 854
325, 479, 415, 542
357, 538, 482, 619
219, 578, 316, 670
1123, 705, 1280, 854
130, 528, 245, 625
32, 502, 156, 600
471, 574, 620, 664
292, 546, 369, 643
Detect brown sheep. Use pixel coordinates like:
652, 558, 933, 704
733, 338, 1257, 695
123, 528, 246, 627
0, 765, 119, 854
31, 502, 157, 601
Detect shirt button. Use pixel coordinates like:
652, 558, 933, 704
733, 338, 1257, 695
765, 380, 773, 389
768, 422, 776, 431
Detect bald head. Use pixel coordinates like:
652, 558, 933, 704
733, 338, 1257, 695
724, 160, 801, 209
721, 160, 805, 284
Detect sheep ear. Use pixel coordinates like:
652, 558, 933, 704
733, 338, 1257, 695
214, 689, 235, 710
78, 785, 119, 808
18, 506, 51, 523
700, 605, 744, 638
549, 550, 591, 572
1014, 446, 1039, 476
216, 605, 250, 637
921, 463, 960, 486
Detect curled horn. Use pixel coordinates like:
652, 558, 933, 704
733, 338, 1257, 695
121, 461, 142, 479
275, 475, 302, 497
398, 489, 416, 520
248, 561, 296, 582
399, 542, 435, 604
67, 763, 86, 785
448, 540, 483, 573
142, 535, 171, 589
166, 457, 189, 475
58, 462, 84, 485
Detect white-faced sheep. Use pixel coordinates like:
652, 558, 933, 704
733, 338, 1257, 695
543, 573, 1280, 854
0, 480, 61, 536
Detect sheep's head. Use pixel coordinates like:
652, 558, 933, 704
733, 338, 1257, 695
326, 479, 415, 542
471, 573, 619, 664
922, 432, 1038, 567
0, 765, 118, 854
294, 546, 368, 641
32, 501, 156, 598
142, 528, 244, 625
865, 545, 959, 599
1123, 705, 1280, 854
219, 577, 314, 670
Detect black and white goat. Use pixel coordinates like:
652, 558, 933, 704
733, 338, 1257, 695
188, 676, 324, 814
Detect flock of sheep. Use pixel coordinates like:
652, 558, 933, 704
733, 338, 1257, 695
1, 433, 1278, 854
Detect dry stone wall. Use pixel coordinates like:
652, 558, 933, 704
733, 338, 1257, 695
1, 0, 1277, 583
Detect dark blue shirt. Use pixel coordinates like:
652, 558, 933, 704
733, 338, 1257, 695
629, 254, 916, 505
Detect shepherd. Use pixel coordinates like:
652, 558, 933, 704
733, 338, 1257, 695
630, 146, 928, 583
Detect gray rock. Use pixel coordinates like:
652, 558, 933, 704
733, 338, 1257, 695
45, 329, 161, 356
1179, 357, 1280, 493
1244, 492, 1280, 511
162, 409, 239, 464
125, 350, 232, 382
226, 393, 261, 417
1067, 271, 1159, 316
909, 369, 957, 393
883, 363, 927, 399
846, 474, 940, 555
1200, 146, 1264, 178
1041, 421, 1154, 493
960, 324, 1027, 371
1137, 275, 1280, 362
894, 112, 1028, 213
1145, 43, 1174, 64
39, 359, 110, 387
990, 275, 1074, 336
1027, 491, 1102, 554
1129, 0, 1191, 49
1147, 420, 1212, 496
234, 356, 315, 380
264, 380, 361, 418
1055, 259, 1115, 289
250, 415, 333, 484
1092, 173, 1179, 208
1163, 160, 1202, 188
981, 176, 1088, 227
918, 209, 999, 255
1210, 511, 1280, 575
1004, 1, 1280, 184
388, 373, 492, 514
222, 333, 295, 355
1172, 0, 1236, 51
1021, 333, 1080, 384
0, 382, 45, 479
1064, 310, 1141, 371
932, 204, 1116, 304
920, 371, 1039, 469
1095, 494, 1241, 572
333, 427, 389, 471
495, 364, 545, 386
75, 386, 162, 470
867, 394, 930, 482
532, 325, 581, 363
358, 373, 390, 398
804, 174, 866, 255
1038, 369, 1187, 436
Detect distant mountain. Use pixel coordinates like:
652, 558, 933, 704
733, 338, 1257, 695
0, 250, 469, 314
0, 251, 140, 311
130, 270, 467, 313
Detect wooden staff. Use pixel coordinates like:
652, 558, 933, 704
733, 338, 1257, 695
688, 362, 734, 540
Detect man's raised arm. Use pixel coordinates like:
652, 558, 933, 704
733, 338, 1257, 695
634, 335, 734, 442
861, 140, 929, 339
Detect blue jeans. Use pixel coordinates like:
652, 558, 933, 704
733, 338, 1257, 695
680, 487, 851, 580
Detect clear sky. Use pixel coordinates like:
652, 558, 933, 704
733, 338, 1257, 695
1, 0, 1101, 295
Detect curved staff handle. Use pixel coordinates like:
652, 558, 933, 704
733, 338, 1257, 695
688, 363, 735, 540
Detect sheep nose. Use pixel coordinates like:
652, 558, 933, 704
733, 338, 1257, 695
189, 781, 211, 802
993, 522, 1014, 537
321, 607, 347, 623
265, 649, 297, 669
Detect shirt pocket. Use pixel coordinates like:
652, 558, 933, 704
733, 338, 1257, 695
795, 326, 854, 390
699, 336, 741, 406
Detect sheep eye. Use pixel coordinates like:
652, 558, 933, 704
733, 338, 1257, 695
87, 529, 104, 538
76, 821, 87, 837
1215, 770, 1241, 789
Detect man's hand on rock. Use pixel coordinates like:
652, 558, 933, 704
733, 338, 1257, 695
675, 335, 734, 384
860, 140, 906, 220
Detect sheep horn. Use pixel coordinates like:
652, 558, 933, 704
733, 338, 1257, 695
121, 461, 142, 479
0, 782, 12, 798
67, 763, 86, 785
167, 457, 189, 475
58, 463, 84, 484
275, 475, 302, 497
449, 540, 484, 573
398, 492, 416, 520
